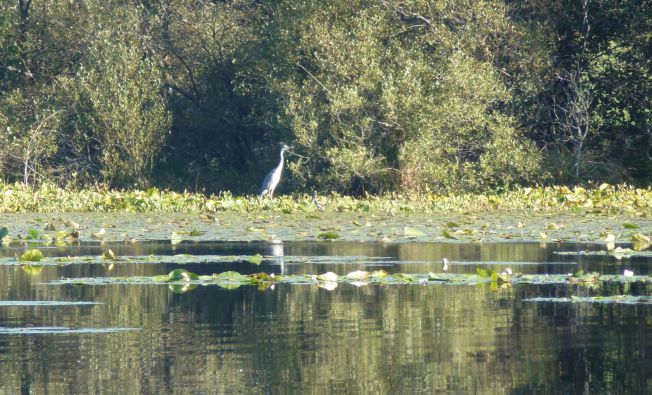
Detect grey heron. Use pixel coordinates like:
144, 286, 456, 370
259, 144, 292, 198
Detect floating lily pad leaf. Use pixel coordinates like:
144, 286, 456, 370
19, 249, 44, 262
27, 229, 40, 240
403, 227, 425, 237
168, 269, 199, 282
0, 227, 9, 239
370, 270, 388, 279
213, 271, 249, 282
568, 271, 600, 284
189, 229, 203, 236
247, 254, 263, 265
442, 229, 456, 239
54, 231, 69, 240
252, 272, 276, 283
91, 228, 106, 239
318, 232, 340, 240
545, 223, 561, 230
391, 273, 417, 283
317, 272, 338, 282
103, 249, 118, 260
631, 233, 651, 243
65, 220, 80, 229
524, 295, 652, 305
346, 270, 369, 280
622, 223, 640, 229
445, 222, 460, 228
20, 265, 44, 275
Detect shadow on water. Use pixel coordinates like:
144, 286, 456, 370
0, 241, 650, 394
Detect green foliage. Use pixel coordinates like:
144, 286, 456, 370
0, 0, 649, 192
1, 182, 651, 218
58, 29, 170, 187
260, 1, 542, 193
19, 249, 44, 262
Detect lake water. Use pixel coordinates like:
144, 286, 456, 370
0, 241, 650, 394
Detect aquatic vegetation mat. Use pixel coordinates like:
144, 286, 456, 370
556, 247, 652, 259
47, 268, 652, 289
0, 251, 580, 269
523, 296, 652, 305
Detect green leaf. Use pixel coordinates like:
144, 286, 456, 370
318, 232, 340, 240
213, 271, 249, 282
403, 226, 425, 237
168, 269, 199, 282
391, 273, 416, 282
19, 249, 44, 262
247, 254, 263, 265
346, 270, 369, 280
316, 272, 338, 282
622, 222, 640, 229
631, 233, 651, 243
442, 229, 456, 239
445, 222, 460, 228
0, 227, 8, 239
27, 229, 40, 240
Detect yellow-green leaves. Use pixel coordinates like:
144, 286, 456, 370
247, 254, 263, 265
19, 249, 44, 262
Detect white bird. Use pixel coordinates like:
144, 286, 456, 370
259, 144, 292, 198
442, 257, 448, 271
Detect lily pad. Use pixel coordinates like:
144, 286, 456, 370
403, 227, 425, 237
318, 232, 341, 240
168, 269, 199, 282
19, 249, 44, 262
247, 254, 263, 265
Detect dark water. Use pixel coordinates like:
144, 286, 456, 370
0, 241, 651, 394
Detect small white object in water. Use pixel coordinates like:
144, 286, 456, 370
624, 269, 634, 277
505, 268, 513, 275
442, 258, 448, 271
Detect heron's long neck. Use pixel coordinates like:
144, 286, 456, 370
278, 149, 286, 168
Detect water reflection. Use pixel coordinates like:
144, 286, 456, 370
0, 241, 650, 393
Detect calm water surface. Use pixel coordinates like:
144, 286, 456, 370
0, 241, 651, 394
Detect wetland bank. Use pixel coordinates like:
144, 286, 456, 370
1, 185, 651, 393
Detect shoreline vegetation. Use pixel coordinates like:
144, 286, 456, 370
1, 181, 650, 215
